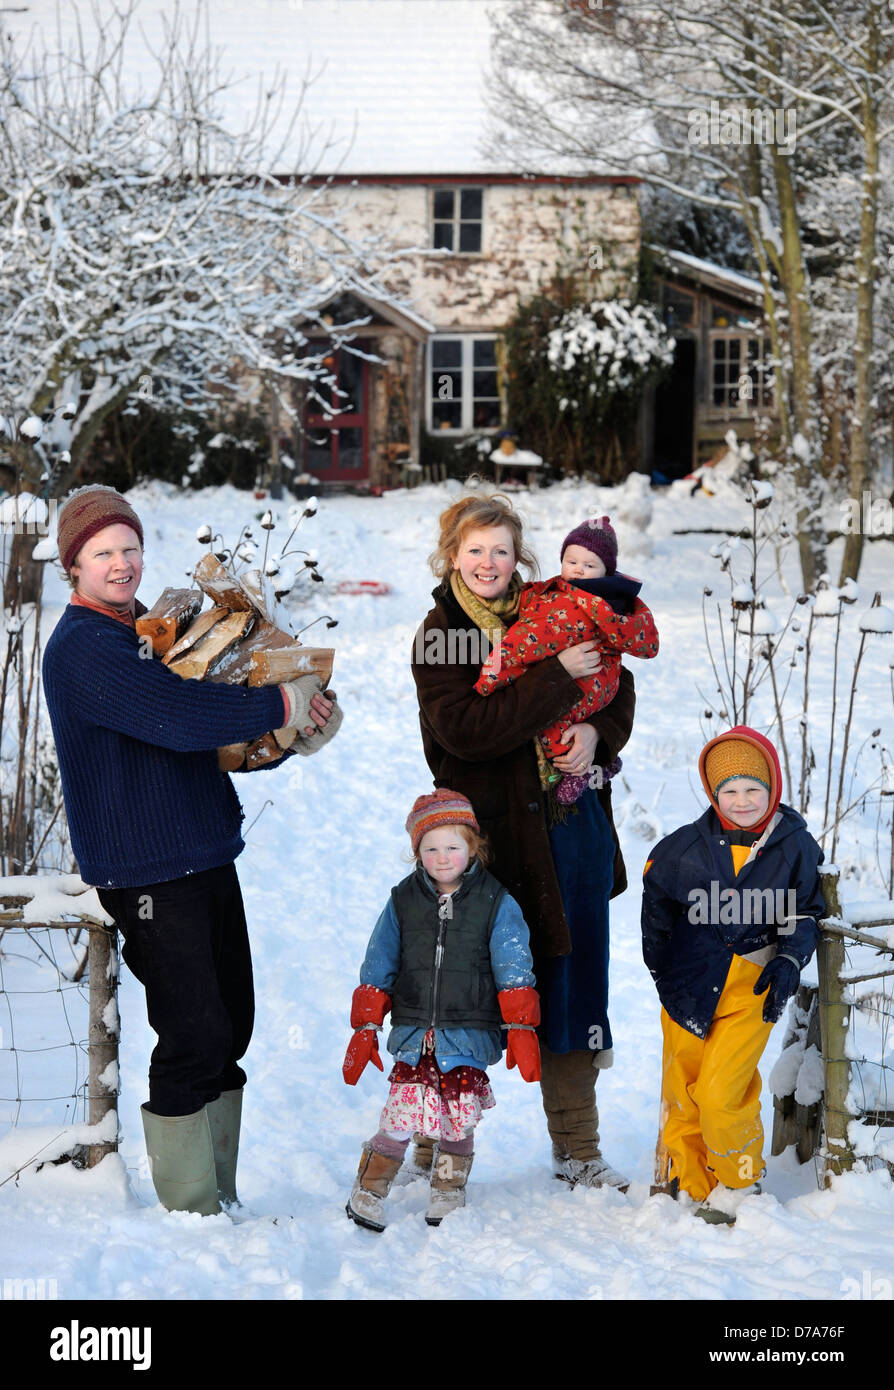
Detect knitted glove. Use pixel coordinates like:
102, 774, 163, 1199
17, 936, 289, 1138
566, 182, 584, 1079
753, 955, 800, 1024
342, 984, 391, 1085
288, 695, 343, 756
498, 986, 542, 1083
279, 675, 324, 730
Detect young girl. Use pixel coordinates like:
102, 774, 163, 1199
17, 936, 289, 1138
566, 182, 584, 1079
641, 727, 824, 1224
343, 788, 541, 1231
474, 517, 658, 803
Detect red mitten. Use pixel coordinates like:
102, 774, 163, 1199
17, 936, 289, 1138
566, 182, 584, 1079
342, 1028, 383, 1085
498, 986, 542, 1083
343, 984, 392, 1086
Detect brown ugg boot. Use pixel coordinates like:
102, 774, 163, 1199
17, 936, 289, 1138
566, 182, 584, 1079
394, 1132, 436, 1186
346, 1143, 403, 1232
425, 1148, 473, 1226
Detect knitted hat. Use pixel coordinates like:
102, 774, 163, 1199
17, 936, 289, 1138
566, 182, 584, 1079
704, 739, 771, 797
560, 516, 618, 575
406, 788, 479, 853
57, 485, 144, 572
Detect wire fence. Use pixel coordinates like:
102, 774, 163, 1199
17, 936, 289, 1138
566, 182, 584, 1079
772, 868, 894, 1186
0, 886, 119, 1173
2, 869, 894, 1190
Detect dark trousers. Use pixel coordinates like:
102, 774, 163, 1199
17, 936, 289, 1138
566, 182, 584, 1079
98, 862, 254, 1117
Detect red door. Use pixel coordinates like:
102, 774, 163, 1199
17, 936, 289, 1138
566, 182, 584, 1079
305, 345, 369, 481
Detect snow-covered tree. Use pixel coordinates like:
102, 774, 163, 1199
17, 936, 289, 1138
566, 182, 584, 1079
485, 0, 894, 588
0, 0, 406, 555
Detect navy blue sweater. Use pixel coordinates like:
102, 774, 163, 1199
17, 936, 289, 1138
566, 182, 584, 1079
42, 604, 289, 888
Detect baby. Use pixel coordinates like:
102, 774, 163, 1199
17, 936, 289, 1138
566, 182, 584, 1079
474, 517, 658, 803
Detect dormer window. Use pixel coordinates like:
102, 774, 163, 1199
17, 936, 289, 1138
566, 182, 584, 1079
432, 187, 483, 253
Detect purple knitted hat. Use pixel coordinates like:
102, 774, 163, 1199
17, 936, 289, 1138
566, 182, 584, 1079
560, 516, 618, 575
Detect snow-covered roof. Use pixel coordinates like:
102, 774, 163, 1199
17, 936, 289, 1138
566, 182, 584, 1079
10, 0, 590, 177
649, 246, 764, 305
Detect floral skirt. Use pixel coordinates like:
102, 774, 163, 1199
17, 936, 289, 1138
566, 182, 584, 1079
379, 1031, 495, 1142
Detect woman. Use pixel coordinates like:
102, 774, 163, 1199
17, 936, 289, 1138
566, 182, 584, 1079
411, 493, 635, 1188
42, 485, 341, 1216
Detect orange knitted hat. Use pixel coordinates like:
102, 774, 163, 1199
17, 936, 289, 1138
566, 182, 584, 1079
704, 739, 771, 796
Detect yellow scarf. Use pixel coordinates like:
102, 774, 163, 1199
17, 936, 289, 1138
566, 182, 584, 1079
449, 570, 554, 790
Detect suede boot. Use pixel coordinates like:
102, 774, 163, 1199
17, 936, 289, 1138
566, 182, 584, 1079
394, 1133, 435, 1185
205, 1088, 242, 1208
141, 1103, 221, 1216
346, 1143, 403, 1232
540, 1047, 630, 1191
426, 1148, 473, 1226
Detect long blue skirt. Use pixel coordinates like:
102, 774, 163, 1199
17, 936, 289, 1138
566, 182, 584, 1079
538, 786, 615, 1054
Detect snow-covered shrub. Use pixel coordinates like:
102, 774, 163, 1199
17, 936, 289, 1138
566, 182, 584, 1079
546, 298, 675, 417
503, 279, 674, 482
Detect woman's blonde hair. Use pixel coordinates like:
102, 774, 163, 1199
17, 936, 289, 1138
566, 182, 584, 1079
428, 490, 539, 581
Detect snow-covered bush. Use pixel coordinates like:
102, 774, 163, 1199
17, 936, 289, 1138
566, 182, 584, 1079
503, 280, 673, 482
546, 298, 675, 417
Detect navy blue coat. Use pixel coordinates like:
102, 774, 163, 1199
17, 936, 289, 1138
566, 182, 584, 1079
641, 805, 824, 1037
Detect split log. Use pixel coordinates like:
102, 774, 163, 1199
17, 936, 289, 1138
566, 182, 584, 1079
206, 619, 295, 683
136, 588, 204, 656
162, 606, 229, 665
192, 554, 253, 611
165, 610, 254, 680
246, 645, 334, 688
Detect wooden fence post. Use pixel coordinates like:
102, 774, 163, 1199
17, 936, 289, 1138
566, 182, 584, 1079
87, 924, 119, 1167
817, 868, 855, 1184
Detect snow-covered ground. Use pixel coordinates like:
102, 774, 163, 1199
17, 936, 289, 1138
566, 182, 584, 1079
2, 474, 894, 1307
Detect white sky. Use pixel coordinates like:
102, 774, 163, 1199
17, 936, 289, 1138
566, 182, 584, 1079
8, 0, 516, 173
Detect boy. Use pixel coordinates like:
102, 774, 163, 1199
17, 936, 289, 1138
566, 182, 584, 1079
641, 726, 824, 1224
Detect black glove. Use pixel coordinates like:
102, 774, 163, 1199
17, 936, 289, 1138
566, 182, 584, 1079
753, 956, 800, 1024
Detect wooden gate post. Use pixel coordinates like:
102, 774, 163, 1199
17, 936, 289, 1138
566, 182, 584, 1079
817, 869, 855, 1184
87, 924, 119, 1167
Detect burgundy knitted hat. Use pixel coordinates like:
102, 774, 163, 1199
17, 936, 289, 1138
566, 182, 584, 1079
560, 516, 618, 575
57, 485, 144, 572
406, 788, 480, 853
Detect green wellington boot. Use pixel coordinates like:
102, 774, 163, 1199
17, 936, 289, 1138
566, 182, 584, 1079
140, 1103, 221, 1216
205, 1088, 243, 1208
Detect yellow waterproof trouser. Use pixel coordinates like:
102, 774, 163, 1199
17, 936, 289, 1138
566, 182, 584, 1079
660, 954, 774, 1201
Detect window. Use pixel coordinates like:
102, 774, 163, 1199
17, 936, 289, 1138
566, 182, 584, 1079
662, 286, 696, 331
711, 336, 774, 413
432, 188, 483, 253
429, 336, 501, 431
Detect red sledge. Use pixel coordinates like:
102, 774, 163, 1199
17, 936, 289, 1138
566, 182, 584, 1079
335, 580, 393, 596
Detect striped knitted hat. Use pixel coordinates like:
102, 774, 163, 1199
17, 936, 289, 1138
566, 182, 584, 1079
406, 788, 479, 852
57, 485, 144, 572
704, 739, 771, 797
